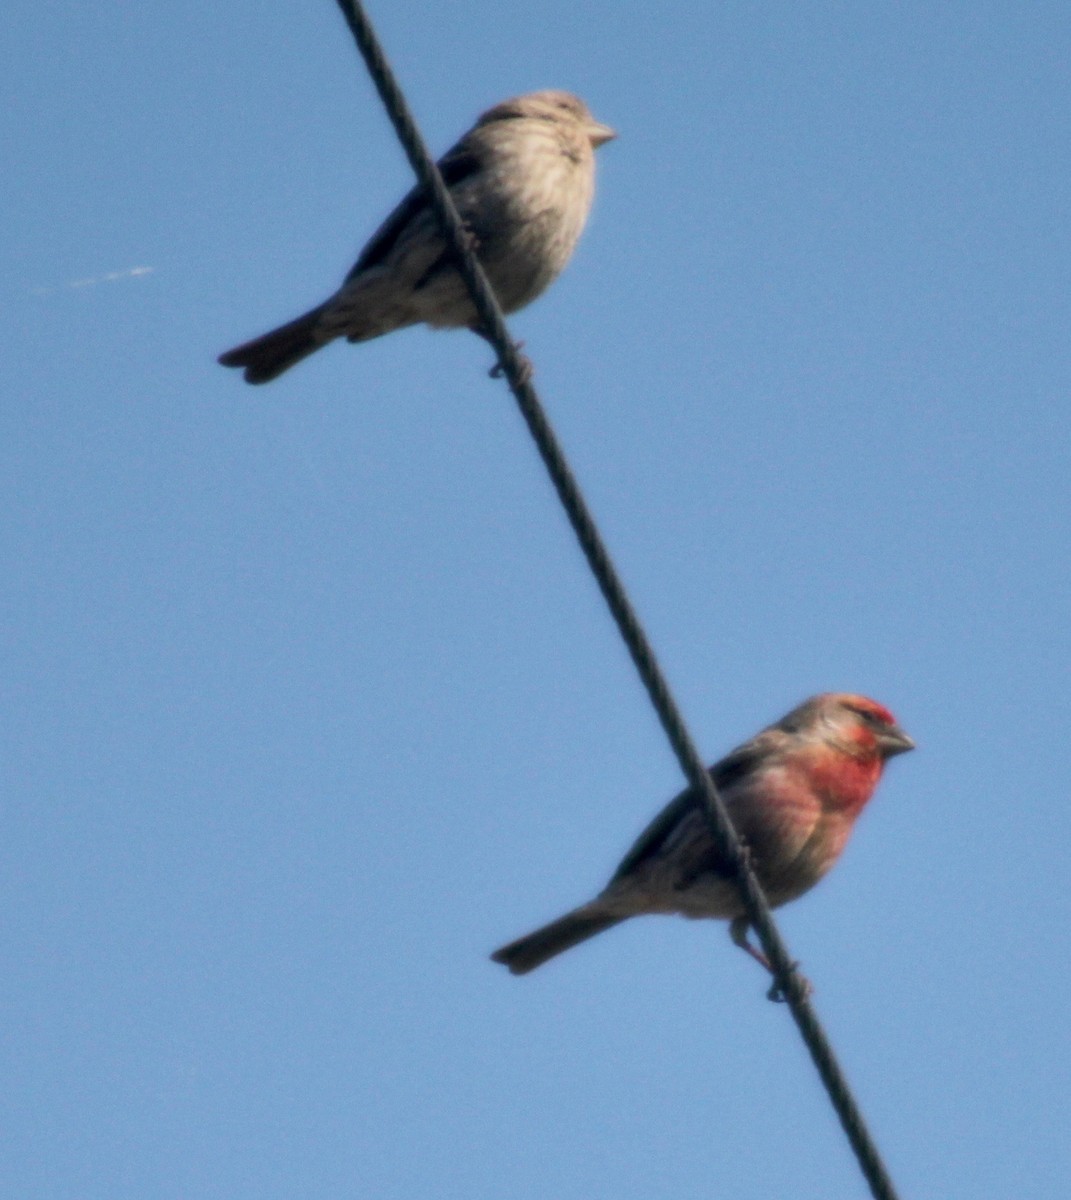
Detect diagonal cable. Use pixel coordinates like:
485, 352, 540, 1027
330, 3, 902, 1197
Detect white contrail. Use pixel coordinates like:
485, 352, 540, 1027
33, 266, 154, 295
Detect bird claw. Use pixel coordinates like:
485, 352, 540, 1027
766, 964, 814, 1004
488, 341, 533, 385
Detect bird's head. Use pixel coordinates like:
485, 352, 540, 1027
782, 693, 915, 763
480, 90, 616, 148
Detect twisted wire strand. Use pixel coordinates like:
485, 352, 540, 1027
331, 4, 902, 1197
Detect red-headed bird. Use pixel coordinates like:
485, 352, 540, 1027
491, 693, 914, 977
218, 90, 615, 384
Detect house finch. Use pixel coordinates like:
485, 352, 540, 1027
218, 89, 615, 384
491, 693, 914, 976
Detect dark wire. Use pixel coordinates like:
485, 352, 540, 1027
330, 4, 903, 1197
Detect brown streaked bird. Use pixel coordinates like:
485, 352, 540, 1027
218, 90, 615, 384
491, 693, 914, 978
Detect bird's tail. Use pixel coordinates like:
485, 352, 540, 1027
491, 905, 625, 975
218, 303, 331, 385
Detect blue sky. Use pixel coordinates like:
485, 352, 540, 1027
4, 1, 1070, 1196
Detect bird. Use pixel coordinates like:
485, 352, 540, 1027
218, 90, 615, 384
491, 693, 914, 978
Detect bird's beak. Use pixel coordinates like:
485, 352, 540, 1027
879, 724, 915, 758
587, 121, 617, 148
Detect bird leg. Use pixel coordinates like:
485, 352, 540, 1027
729, 916, 813, 1003
457, 223, 533, 382
730, 915, 772, 970
457, 224, 481, 257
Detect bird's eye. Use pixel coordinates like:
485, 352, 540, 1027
848, 704, 885, 728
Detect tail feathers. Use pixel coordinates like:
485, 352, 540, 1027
218, 304, 330, 384
491, 906, 625, 975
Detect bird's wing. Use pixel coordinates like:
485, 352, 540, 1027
606, 742, 766, 885
345, 146, 483, 280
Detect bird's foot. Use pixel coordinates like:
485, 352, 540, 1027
766, 964, 814, 1004
488, 341, 533, 385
